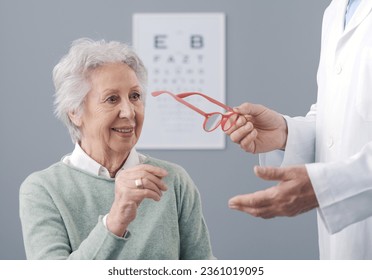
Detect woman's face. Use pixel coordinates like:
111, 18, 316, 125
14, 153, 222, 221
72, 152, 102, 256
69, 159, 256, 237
75, 63, 144, 158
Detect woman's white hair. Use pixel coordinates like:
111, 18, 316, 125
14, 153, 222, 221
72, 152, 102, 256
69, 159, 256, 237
53, 38, 147, 143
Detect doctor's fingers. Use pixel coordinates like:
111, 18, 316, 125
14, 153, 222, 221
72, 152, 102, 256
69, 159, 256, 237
233, 102, 266, 117
254, 166, 292, 181
229, 186, 313, 218
225, 115, 249, 135
228, 192, 289, 218
228, 193, 274, 218
229, 122, 256, 144
228, 188, 274, 210
229, 204, 277, 219
232, 205, 295, 219
238, 129, 258, 153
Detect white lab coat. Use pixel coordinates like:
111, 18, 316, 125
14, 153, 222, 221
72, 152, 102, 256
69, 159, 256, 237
261, 0, 372, 259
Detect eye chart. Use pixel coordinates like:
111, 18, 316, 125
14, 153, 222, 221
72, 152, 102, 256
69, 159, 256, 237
133, 13, 226, 149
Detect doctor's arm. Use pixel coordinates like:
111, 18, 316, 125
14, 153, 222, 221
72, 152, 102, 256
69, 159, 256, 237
228, 102, 372, 234
227, 104, 319, 219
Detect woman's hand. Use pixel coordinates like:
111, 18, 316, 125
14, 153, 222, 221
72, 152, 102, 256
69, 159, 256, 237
226, 103, 288, 153
106, 164, 168, 237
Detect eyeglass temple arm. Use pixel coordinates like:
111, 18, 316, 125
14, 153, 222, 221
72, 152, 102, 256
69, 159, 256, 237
177, 92, 234, 111
151, 91, 208, 117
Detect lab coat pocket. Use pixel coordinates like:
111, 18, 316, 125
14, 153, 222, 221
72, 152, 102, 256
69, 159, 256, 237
355, 49, 372, 121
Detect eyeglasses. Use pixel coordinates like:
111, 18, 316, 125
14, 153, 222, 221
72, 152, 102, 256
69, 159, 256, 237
151, 90, 239, 132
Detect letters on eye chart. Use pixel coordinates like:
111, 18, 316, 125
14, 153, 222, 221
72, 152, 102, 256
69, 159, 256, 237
150, 34, 206, 93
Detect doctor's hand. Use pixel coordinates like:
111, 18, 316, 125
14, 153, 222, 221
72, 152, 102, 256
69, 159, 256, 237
226, 103, 288, 154
228, 165, 319, 218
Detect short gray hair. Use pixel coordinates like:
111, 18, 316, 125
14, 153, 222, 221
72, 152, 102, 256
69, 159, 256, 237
53, 38, 147, 143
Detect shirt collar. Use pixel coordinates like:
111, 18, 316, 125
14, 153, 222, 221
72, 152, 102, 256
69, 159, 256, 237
63, 143, 144, 178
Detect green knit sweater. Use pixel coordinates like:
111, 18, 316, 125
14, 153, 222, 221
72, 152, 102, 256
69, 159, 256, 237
19, 155, 214, 260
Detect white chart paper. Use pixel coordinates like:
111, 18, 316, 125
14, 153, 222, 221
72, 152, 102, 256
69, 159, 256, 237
133, 13, 226, 149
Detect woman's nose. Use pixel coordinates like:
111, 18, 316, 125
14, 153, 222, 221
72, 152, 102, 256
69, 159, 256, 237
119, 101, 135, 119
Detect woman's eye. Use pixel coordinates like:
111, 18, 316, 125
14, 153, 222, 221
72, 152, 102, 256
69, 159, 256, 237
130, 92, 142, 101
106, 96, 118, 104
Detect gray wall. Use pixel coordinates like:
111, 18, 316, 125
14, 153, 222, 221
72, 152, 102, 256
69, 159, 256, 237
0, 0, 331, 259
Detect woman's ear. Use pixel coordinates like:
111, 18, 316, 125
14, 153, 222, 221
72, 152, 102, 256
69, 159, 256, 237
68, 111, 82, 127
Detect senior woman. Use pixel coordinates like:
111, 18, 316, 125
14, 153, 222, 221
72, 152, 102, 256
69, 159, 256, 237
19, 38, 214, 260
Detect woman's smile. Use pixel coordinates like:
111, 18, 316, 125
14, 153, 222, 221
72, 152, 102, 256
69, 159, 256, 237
112, 126, 135, 137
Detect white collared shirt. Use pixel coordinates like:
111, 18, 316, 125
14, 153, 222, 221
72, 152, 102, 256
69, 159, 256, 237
63, 143, 146, 178
62, 143, 146, 236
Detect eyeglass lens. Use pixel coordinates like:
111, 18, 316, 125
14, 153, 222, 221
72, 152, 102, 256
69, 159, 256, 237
204, 114, 222, 131
204, 113, 239, 132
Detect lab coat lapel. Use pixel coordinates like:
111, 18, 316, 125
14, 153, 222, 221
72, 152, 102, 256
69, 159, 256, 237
331, 0, 349, 54
335, 0, 372, 53
343, 0, 372, 35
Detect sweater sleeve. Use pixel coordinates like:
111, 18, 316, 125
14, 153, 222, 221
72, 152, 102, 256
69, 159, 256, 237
19, 175, 130, 260
173, 167, 215, 260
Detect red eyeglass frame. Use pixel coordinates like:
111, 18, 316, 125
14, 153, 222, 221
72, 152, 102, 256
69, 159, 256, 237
151, 90, 239, 132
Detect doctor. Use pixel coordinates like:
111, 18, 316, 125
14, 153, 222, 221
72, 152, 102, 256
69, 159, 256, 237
226, 0, 372, 259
